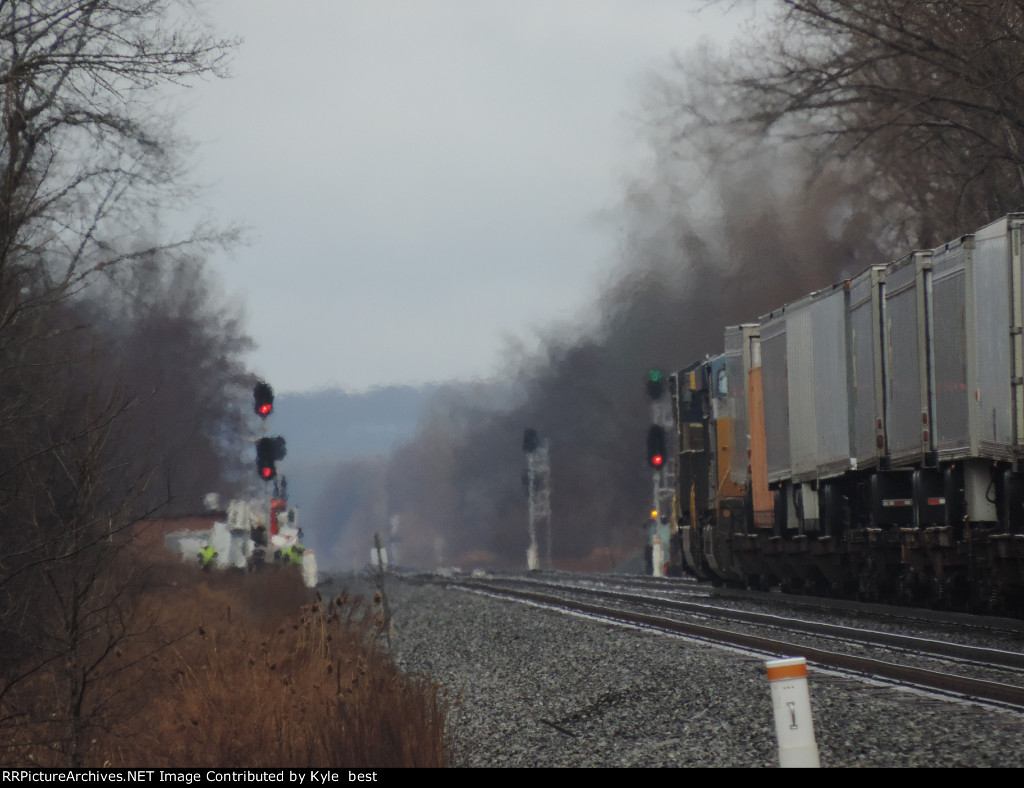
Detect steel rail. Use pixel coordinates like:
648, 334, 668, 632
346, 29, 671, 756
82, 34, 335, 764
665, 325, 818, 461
446, 579, 1024, 709
465, 575, 1024, 668
571, 586, 1024, 669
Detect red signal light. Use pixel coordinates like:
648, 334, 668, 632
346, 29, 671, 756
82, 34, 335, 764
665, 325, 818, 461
253, 381, 274, 419
255, 436, 286, 482
647, 425, 667, 469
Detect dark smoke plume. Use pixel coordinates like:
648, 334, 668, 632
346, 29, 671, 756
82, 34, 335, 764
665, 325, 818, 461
316, 40, 919, 571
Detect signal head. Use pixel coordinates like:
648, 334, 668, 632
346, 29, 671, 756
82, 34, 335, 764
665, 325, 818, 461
647, 425, 667, 468
646, 369, 665, 400
253, 381, 274, 419
256, 436, 285, 482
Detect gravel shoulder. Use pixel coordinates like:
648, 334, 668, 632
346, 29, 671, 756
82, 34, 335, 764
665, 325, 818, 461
373, 576, 1024, 768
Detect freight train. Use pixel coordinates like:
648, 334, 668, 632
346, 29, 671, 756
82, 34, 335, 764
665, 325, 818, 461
654, 213, 1024, 614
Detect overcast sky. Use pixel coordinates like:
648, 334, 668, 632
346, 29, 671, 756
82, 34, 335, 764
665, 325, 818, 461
182, 1, 750, 393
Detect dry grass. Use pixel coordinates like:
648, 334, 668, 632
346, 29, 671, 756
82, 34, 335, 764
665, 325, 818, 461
1, 565, 447, 768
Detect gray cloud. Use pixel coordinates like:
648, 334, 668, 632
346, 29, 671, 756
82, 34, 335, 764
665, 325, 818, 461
183, 0, 748, 392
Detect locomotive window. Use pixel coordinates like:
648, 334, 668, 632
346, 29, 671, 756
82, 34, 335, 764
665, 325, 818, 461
717, 368, 728, 396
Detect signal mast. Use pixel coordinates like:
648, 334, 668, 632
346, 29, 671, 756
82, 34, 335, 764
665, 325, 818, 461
522, 428, 552, 571
246, 380, 316, 583
253, 382, 287, 486
646, 369, 676, 577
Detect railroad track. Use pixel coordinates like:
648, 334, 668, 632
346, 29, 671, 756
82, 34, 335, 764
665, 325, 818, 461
523, 569, 1024, 632
411, 571, 1024, 710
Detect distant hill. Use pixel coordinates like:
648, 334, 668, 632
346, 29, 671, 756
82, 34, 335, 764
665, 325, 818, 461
273, 385, 439, 462
266, 385, 438, 531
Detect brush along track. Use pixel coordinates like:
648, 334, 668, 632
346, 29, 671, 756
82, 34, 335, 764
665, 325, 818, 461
417, 572, 1024, 710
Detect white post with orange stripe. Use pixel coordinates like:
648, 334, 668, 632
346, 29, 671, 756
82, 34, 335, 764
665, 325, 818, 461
651, 535, 665, 578
765, 657, 820, 768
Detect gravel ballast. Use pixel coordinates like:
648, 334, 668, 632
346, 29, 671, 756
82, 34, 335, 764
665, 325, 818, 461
373, 576, 1024, 768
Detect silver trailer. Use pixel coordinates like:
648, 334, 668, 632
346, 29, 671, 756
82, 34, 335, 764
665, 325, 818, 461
848, 265, 888, 468
767, 285, 856, 531
785, 291, 820, 483
808, 282, 854, 480
723, 323, 759, 487
929, 215, 1024, 522
759, 308, 790, 486
758, 285, 856, 482
876, 216, 1024, 522
883, 250, 933, 467
929, 235, 972, 459
930, 215, 1024, 462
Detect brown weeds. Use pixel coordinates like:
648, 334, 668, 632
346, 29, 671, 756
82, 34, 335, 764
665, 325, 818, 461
0, 565, 447, 768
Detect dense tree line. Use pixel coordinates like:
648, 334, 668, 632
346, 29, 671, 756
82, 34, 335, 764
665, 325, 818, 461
0, 1, 252, 765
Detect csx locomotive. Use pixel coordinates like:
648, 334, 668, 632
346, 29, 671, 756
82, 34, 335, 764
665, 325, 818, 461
656, 214, 1024, 614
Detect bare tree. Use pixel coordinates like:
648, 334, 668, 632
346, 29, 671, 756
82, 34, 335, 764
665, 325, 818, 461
0, 254, 255, 765
0, 0, 237, 336
0, 1, 245, 766
0, 339, 154, 764
102, 252, 254, 515
666, 0, 1024, 241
